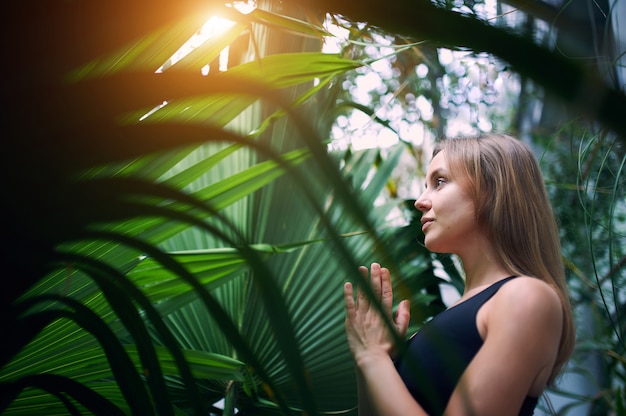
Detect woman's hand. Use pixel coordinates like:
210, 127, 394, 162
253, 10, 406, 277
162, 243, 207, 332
344, 263, 411, 362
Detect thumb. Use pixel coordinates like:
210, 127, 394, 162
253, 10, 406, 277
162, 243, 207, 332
395, 299, 411, 338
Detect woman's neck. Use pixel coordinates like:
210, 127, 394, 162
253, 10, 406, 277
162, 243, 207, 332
457, 237, 510, 293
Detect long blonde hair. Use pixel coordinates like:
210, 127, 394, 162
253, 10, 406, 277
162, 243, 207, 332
434, 133, 575, 384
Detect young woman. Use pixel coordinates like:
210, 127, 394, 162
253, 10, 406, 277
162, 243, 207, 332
344, 134, 575, 415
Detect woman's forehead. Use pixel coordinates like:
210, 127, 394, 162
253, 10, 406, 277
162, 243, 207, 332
427, 151, 448, 173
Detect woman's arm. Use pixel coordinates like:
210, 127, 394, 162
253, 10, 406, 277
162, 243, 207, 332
345, 267, 564, 416
344, 263, 420, 416
353, 348, 427, 415
444, 277, 563, 415
355, 367, 372, 416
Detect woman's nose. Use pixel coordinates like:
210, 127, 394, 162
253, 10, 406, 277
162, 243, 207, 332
414, 193, 430, 212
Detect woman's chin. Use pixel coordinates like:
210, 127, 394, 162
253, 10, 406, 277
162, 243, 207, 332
423, 234, 435, 249
423, 238, 448, 254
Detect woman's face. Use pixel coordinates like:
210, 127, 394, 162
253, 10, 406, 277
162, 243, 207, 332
414, 151, 478, 254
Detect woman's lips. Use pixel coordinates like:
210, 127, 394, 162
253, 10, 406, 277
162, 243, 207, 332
421, 218, 434, 232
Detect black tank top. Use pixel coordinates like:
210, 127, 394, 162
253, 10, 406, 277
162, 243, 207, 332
394, 276, 538, 415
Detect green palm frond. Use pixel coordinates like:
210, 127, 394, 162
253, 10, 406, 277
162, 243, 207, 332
3, 0, 521, 414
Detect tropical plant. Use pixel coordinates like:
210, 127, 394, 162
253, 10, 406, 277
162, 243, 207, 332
541, 127, 626, 415
304, 1, 626, 413
2, 0, 625, 415
2, 1, 439, 414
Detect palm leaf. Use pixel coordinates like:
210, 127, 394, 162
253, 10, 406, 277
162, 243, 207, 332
3, 1, 441, 414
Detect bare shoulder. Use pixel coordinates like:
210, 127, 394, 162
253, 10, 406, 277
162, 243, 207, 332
497, 276, 562, 311
489, 276, 563, 335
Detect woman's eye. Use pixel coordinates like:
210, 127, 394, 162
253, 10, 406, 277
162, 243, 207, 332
435, 178, 446, 187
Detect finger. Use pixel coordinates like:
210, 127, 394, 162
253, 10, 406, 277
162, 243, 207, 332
380, 266, 393, 318
357, 266, 369, 312
395, 299, 411, 339
358, 265, 369, 280
370, 262, 382, 301
343, 282, 356, 320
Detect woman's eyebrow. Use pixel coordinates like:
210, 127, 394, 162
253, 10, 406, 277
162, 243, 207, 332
427, 168, 448, 182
